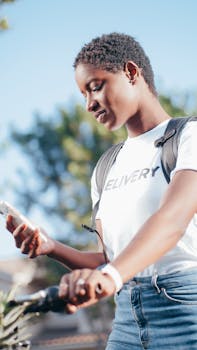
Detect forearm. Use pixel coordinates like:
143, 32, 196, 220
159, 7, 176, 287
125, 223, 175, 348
47, 240, 106, 270
111, 209, 187, 283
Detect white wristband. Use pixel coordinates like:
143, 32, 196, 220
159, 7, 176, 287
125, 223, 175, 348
101, 264, 123, 292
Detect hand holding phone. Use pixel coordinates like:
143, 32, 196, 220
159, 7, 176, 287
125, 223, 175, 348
0, 200, 47, 242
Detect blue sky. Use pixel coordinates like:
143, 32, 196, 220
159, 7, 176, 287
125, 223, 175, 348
1, 0, 197, 129
0, 0, 197, 259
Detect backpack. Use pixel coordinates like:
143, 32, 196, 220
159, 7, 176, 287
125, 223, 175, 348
91, 116, 197, 227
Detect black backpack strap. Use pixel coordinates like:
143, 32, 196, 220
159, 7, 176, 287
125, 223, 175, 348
91, 142, 124, 227
155, 116, 197, 183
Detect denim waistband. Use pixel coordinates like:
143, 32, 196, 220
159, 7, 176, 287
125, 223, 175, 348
123, 267, 197, 290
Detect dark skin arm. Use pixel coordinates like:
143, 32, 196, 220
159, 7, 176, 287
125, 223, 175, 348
58, 169, 197, 312
47, 241, 106, 270
6, 217, 107, 270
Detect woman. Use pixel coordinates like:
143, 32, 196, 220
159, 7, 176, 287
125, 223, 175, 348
7, 33, 197, 349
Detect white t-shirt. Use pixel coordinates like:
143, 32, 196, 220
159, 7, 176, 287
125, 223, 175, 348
91, 119, 197, 277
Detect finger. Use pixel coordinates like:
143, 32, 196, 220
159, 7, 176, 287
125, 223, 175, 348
59, 270, 103, 310
65, 303, 78, 314
73, 270, 98, 304
59, 276, 69, 300
75, 277, 87, 296
28, 249, 37, 259
20, 231, 36, 254
72, 269, 102, 301
59, 274, 77, 305
28, 238, 39, 258
19, 226, 40, 254
85, 270, 115, 299
67, 270, 81, 301
28, 230, 40, 258
84, 270, 102, 299
59, 271, 86, 305
6, 215, 16, 233
13, 224, 27, 248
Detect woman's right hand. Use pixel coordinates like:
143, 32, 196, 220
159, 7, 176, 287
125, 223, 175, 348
6, 215, 55, 258
58, 268, 116, 313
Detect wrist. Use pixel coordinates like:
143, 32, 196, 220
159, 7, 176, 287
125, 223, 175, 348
45, 237, 56, 256
101, 264, 123, 292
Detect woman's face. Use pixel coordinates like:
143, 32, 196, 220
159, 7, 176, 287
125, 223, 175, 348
75, 63, 140, 131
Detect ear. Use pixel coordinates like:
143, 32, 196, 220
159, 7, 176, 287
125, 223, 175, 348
124, 61, 140, 83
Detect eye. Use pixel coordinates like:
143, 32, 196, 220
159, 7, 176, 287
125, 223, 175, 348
92, 85, 101, 92
90, 81, 103, 92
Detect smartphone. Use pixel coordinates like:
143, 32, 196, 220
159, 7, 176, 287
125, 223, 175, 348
0, 200, 47, 242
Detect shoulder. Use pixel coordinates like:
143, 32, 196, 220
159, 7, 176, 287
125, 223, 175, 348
179, 118, 197, 144
170, 118, 197, 178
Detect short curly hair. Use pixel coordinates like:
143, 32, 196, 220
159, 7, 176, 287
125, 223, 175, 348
74, 32, 157, 96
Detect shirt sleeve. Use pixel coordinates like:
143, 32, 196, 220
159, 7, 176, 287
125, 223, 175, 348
171, 121, 197, 179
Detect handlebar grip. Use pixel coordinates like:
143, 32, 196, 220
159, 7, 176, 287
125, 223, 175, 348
10, 283, 103, 314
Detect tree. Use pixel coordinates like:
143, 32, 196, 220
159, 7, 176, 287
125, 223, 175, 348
159, 95, 189, 117
0, 0, 16, 31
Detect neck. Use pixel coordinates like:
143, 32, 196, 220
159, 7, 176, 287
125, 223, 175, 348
126, 94, 171, 137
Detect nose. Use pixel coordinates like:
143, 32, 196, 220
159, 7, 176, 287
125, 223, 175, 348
86, 96, 99, 113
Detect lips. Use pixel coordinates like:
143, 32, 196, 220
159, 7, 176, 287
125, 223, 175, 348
95, 110, 107, 123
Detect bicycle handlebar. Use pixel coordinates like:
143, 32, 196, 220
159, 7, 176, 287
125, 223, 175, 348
9, 286, 67, 313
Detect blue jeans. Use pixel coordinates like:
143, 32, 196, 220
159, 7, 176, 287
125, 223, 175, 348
106, 268, 197, 349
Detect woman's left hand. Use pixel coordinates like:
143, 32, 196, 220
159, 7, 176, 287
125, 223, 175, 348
58, 268, 116, 313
